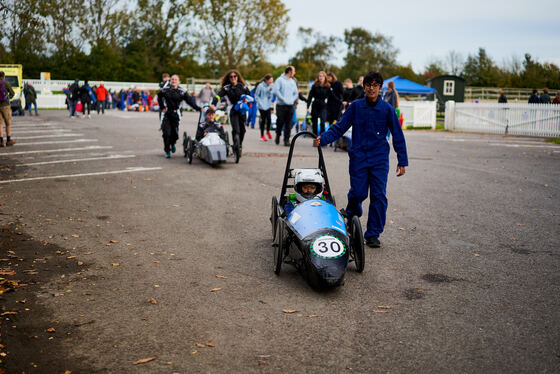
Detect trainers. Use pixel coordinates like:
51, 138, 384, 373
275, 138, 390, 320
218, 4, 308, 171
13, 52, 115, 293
275, 135, 280, 145
165, 152, 171, 158
260, 135, 267, 141
267, 131, 272, 139
0, 142, 4, 147
365, 237, 380, 248
6, 140, 15, 146
171, 145, 176, 153
284, 139, 290, 146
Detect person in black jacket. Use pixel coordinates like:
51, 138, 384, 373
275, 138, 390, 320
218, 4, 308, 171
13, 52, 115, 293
528, 89, 540, 104
306, 71, 330, 136
80, 80, 95, 118
211, 69, 250, 150
349, 76, 365, 102
158, 74, 201, 158
326, 72, 344, 125
195, 108, 226, 142
68, 79, 80, 118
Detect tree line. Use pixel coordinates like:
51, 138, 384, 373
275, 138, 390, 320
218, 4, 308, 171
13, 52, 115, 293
1, 0, 558, 89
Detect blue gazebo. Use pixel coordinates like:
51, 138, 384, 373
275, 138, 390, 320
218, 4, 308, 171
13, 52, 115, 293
382, 76, 436, 95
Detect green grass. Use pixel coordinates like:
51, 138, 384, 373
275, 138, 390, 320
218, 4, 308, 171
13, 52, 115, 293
547, 138, 560, 144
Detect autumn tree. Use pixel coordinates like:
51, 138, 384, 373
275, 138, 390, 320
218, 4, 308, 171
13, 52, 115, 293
191, 0, 289, 69
340, 27, 398, 81
289, 27, 339, 82
462, 48, 501, 86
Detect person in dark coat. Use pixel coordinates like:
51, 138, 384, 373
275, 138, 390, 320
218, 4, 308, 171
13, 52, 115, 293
349, 76, 365, 102
211, 69, 251, 150
313, 71, 408, 248
80, 80, 95, 118
540, 88, 551, 104
24, 82, 38, 116
306, 71, 330, 136
326, 72, 343, 124
158, 74, 201, 158
68, 79, 80, 118
528, 89, 540, 104
342, 78, 354, 111
498, 92, 507, 103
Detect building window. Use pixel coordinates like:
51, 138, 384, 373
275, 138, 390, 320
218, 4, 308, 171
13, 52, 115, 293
443, 80, 455, 96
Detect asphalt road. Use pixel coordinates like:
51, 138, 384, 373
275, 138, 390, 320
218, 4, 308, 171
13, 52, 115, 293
0, 110, 559, 373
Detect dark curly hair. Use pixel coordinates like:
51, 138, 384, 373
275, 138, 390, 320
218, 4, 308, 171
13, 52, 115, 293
363, 71, 383, 88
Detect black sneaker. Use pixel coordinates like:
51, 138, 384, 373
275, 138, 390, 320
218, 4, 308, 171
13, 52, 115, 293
365, 237, 380, 248
275, 135, 280, 145
284, 139, 290, 146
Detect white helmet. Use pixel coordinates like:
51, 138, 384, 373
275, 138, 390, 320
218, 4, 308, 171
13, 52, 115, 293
294, 169, 324, 203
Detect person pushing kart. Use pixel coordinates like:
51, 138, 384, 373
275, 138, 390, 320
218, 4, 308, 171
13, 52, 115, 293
314, 71, 408, 248
158, 74, 201, 158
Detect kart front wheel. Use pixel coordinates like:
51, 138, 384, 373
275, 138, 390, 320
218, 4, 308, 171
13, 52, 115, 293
274, 220, 285, 275
350, 216, 365, 272
271, 196, 279, 241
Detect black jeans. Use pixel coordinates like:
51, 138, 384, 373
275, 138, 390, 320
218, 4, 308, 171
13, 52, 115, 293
311, 104, 326, 136
259, 109, 271, 136
229, 108, 246, 146
161, 112, 179, 153
275, 104, 294, 141
97, 100, 105, 114
81, 99, 92, 115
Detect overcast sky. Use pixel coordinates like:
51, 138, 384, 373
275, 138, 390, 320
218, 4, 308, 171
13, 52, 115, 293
268, 0, 560, 72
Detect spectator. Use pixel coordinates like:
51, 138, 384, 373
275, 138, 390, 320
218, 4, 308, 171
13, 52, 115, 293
0, 71, 15, 146
68, 79, 80, 118
197, 82, 216, 107
159, 73, 170, 89
540, 88, 551, 104
528, 89, 540, 104
272, 66, 299, 146
342, 78, 354, 110
254, 74, 274, 141
553, 92, 560, 104
24, 81, 38, 116
383, 81, 399, 110
306, 71, 330, 136
498, 91, 507, 103
326, 72, 343, 125
80, 80, 96, 118
350, 76, 364, 102
106, 89, 113, 109
96, 83, 108, 114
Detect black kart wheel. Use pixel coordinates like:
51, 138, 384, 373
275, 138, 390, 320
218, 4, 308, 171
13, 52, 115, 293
274, 220, 284, 275
186, 137, 193, 164
182, 132, 188, 157
350, 216, 365, 272
225, 132, 231, 156
271, 196, 278, 241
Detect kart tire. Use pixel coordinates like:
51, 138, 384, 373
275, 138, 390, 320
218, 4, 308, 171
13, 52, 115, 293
271, 196, 279, 241
274, 219, 284, 275
186, 137, 193, 164
182, 132, 188, 157
350, 216, 365, 272
225, 132, 231, 157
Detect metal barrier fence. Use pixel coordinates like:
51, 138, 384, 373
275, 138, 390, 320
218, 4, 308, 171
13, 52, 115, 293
445, 101, 560, 137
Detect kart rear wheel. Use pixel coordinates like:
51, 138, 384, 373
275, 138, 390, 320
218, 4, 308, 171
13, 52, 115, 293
186, 137, 193, 164
271, 196, 278, 241
274, 220, 285, 275
350, 216, 365, 272
182, 132, 188, 157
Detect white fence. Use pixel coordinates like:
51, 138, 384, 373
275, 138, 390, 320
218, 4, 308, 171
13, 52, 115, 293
445, 101, 560, 137
399, 101, 437, 129
37, 94, 68, 109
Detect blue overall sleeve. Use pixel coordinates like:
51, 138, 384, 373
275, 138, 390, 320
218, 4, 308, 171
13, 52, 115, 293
387, 108, 408, 167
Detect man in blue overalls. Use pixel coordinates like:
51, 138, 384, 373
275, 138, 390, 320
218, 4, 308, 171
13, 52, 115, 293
314, 71, 408, 248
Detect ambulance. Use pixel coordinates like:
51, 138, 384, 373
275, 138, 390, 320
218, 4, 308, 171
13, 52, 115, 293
0, 64, 24, 114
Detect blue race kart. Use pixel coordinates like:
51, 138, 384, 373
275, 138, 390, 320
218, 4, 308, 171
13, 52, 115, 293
270, 132, 364, 289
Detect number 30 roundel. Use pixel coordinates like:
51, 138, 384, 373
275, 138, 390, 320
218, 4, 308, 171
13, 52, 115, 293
311, 235, 346, 259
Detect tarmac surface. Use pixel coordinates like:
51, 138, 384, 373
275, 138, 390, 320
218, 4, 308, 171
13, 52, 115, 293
0, 110, 559, 373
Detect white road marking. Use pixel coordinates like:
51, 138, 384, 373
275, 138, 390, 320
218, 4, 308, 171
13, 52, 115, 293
488, 143, 559, 149
3, 139, 98, 146
0, 145, 112, 155
12, 129, 71, 134
18, 154, 136, 166
15, 133, 83, 140
0, 166, 162, 184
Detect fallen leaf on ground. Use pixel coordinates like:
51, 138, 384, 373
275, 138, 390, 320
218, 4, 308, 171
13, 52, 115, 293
376, 305, 392, 309
77, 261, 84, 266
196, 343, 205, 348
215, 275, 227, 279
132, 357, 156, 365
110, 240, 118, 243
67, 255, 76, 259
0, 311, 18, 316
147, 298, 157, 304
23, 270, 38, 274
210, 287, 222, 292
474, 253, 480, 257
112, 263, 120, 267
0, 269, 16, 276
308, 314, 318, 318
206, 343, 214, 347
152, 261, 160, 264
282, 309, 297, 314
72, 234, 79, 238
46, 327, 56, 333
191, 350, 198, 354
74, 319, 95, 326
373, 310, 390, 313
